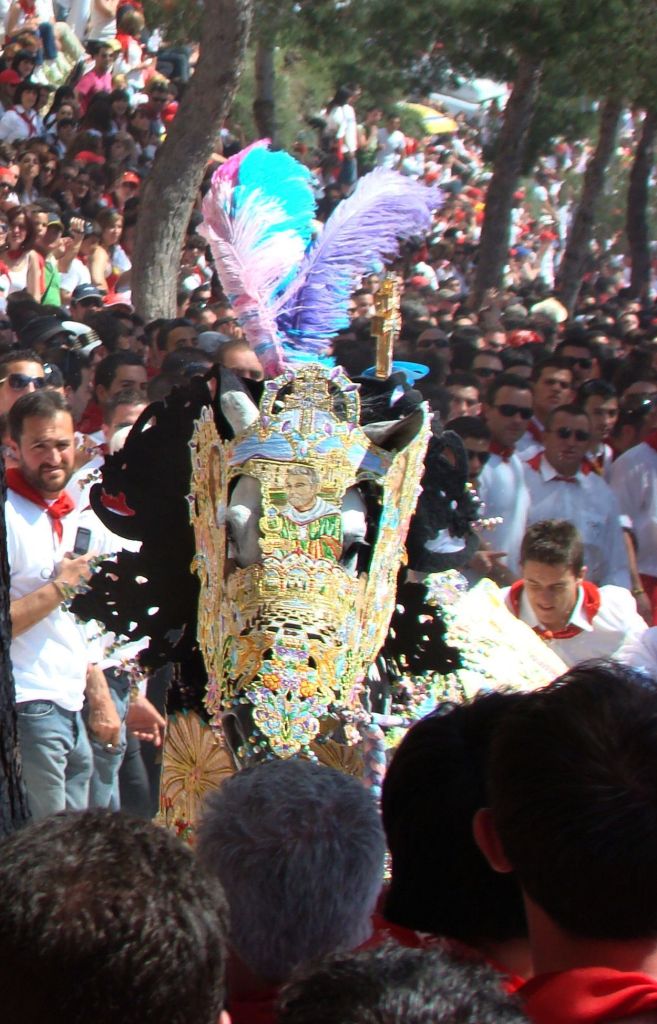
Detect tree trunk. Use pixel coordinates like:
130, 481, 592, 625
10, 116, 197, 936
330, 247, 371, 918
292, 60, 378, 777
557, 95, 622, 315
131, 0, 254, 321
253, 36, 276, 141
0, 455, 30, 835
470, 56, 542, 310
627, 108, 657, 298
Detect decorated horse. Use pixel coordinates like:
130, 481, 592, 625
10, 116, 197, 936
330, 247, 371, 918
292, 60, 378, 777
72, 144, 483, 831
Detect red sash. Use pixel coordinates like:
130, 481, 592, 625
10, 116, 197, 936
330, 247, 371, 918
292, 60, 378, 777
13, 107, 36, 137
522, 967, 657, 1024
507, 579, 601, 640
6, 467, 75, 541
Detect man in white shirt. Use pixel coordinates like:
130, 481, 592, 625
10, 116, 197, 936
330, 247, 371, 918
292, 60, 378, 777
6, 389, 119, 820
376, 114, 405, 171
503, 519, 645, 667
610, 401, 657, 622
524, 403, 630, 589
477, 373, 533, 579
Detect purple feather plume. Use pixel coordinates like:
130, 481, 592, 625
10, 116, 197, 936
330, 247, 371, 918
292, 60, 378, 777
276, 169, 442, 358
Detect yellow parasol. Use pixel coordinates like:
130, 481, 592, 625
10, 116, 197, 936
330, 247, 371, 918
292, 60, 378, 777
400, 102, 458, 134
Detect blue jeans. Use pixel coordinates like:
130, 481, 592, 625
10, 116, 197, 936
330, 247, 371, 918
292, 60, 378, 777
87, 668, 130, 810
17, 700, 93, 821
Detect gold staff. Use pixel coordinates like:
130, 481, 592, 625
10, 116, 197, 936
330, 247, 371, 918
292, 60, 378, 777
371, 273, 401, 379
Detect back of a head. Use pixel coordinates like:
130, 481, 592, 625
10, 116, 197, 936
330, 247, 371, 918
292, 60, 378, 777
0, 810, 229, 1024
489, 662, 657, 939
277, 944, 529, 1024
197, 759, 386, 984
382, 696, 526, 945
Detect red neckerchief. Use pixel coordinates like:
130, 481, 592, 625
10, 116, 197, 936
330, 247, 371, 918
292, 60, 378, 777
527, 417, 543, 443
490, 439, 514, 461
526, 451, 591, 480
19, 0, 35, 12
508, 579, 601, 640
644, 430, 657, 455
6, 467, 75, 541
116, 31, 132, 55
13, 107, 36, 137
585, 451, 604, 475
521, 967, 657, 1024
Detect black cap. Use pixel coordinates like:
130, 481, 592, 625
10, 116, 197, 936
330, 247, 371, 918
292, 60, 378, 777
18, 316, 75, 349
71, 283, 104, 302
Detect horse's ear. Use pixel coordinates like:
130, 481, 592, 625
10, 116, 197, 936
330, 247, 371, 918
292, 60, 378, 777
219, 369, 260, 433
362, 407, 426, 452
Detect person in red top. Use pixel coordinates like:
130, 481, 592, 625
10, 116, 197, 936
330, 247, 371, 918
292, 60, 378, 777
74, 43, 118, 117
474, 662, 657, 1024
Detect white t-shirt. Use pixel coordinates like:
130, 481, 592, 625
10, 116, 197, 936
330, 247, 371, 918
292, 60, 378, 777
477, 451, 530, 577
503, 581, 646, 668
87, 0, 115, 40
7, 490, 89, 711
60, 257, 91, 297
377, 127, 405, 170
610, 441, 657, 576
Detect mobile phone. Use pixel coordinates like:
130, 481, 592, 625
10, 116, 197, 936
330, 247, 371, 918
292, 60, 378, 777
73, 526, 92, 555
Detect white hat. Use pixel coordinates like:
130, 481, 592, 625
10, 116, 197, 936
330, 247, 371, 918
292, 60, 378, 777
530, 298, 568, 324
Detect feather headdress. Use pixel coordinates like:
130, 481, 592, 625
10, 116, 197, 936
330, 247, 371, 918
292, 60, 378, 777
201, 143, 441, 375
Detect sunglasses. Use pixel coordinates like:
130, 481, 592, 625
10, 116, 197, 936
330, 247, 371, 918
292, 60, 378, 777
58, 119, 75, 128
216, 317, 237, 326
550, 426, 591, 442
563, 356, 593, 370
465, 448, 490, 465
474, 366, 499, 378
78, 297, 103, 307
0, 372, 46, 391
493, 404, 533, 420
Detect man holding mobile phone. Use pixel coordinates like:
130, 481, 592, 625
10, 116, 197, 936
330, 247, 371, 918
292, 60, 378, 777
5, 389, 120, 821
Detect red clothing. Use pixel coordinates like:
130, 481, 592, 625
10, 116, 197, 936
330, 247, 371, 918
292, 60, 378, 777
364, 913, 525, 994
522, 967, 657, 1024
76, 398, 102, 434
228, 988, 278, 1024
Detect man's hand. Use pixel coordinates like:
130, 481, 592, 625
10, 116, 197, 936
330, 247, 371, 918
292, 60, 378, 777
636, 590, 653, 625
127, 695, 166, 746
56, 552, 94, 591
85, 664, 121, 745
87, 702, 121, 745
468, 548, 507, 577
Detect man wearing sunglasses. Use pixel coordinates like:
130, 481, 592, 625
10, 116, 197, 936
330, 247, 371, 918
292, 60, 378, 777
555, 338, 602, 386
516, 357, 574, 459
478, 373, 533, 579
0, 348, 45, 416
525, 404, 630, 589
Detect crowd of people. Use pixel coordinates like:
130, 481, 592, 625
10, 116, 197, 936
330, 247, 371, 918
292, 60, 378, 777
2, 4, 657, 1022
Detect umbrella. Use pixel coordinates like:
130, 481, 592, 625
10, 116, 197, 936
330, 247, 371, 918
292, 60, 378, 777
399, 102, 458, 134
